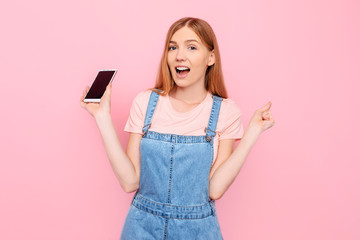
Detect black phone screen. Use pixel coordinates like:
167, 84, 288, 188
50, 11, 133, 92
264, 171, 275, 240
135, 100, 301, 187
85, 70, 116, 99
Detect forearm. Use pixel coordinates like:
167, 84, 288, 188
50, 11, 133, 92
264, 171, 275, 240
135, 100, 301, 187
209, 126, 261, 200
95, 113, 139, 192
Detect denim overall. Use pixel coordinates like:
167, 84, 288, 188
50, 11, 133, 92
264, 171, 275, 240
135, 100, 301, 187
121, 91, 223, 240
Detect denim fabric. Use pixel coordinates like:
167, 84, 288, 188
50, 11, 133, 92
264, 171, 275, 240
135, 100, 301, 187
121, 91, 223, 240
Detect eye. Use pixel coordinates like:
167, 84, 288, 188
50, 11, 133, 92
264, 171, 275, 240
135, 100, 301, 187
169, 46, 177, 51
189, 46, 197, 50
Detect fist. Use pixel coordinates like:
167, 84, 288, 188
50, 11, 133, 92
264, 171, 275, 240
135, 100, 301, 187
248, 101, 275, 133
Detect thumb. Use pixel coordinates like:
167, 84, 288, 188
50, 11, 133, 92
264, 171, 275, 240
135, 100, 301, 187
258, 101, 272, 112
104, 83, 111, 97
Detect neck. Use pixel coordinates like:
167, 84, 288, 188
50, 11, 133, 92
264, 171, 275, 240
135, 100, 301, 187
170, 85, 208, 105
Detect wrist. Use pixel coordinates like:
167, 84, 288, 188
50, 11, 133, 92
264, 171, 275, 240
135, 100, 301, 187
94, 112, 112, 125
243, 124, 262, 139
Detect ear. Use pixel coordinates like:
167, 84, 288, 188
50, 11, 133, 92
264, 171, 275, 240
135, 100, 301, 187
207, 50, 215, 66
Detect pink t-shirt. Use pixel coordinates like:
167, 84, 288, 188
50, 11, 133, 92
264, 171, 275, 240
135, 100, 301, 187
124, 90, 244, 163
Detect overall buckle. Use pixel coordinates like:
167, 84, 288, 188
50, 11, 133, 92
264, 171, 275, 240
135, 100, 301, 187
204, 127, 216, 142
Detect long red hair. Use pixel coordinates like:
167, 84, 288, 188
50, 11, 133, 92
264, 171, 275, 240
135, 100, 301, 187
153, 17, 228, 98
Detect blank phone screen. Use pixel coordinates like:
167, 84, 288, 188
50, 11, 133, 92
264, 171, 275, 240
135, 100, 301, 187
85, 70, 116, 99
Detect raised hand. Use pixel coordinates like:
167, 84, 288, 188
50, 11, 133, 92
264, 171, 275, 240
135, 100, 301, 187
248, 101, 275, 133
80, 84, 112, 118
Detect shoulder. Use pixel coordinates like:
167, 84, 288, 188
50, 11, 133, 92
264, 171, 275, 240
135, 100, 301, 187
132, 89, 152, 104
216, 97, 245, 139
128, 89, 154, 118
216, 97, 243, 129
219, 97, 242, 118
131, 89, 153, 108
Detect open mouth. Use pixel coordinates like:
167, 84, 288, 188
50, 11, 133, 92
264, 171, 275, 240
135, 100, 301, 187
175, 66, 190, 78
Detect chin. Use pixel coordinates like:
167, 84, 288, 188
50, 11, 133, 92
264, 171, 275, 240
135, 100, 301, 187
173, 79, 190, 88
174, 83, 187, 89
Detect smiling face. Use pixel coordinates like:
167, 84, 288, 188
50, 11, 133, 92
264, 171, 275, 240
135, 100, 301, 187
167, 26, 215, 90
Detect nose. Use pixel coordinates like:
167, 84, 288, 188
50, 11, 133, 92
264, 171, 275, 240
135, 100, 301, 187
176, 48, 186, 62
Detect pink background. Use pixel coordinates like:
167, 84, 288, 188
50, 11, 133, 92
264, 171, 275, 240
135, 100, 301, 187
1, 0, 359, 239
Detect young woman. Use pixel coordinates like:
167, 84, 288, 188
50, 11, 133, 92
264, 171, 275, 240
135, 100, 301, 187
81, 17, 274, 239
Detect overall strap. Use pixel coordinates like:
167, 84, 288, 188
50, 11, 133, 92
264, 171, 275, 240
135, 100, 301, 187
142, 91, 160, 135
205, 95, 223, 142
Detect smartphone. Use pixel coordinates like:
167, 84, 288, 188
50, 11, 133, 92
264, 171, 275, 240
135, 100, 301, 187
84, 69, 117, 102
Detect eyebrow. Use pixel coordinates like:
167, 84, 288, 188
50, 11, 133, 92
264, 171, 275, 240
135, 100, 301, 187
169, 39, 200, 44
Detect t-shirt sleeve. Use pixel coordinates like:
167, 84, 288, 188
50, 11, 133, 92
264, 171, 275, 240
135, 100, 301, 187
124, 90, 151, 134
218, 100, 245, 140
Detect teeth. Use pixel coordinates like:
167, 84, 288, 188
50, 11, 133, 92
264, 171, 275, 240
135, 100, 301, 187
176, 67, 190, 71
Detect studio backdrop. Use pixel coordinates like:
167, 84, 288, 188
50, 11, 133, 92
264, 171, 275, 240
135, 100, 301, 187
1, 0, 359, 239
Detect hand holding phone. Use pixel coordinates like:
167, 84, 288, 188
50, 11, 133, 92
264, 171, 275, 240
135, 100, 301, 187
83, 69, 117, 103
